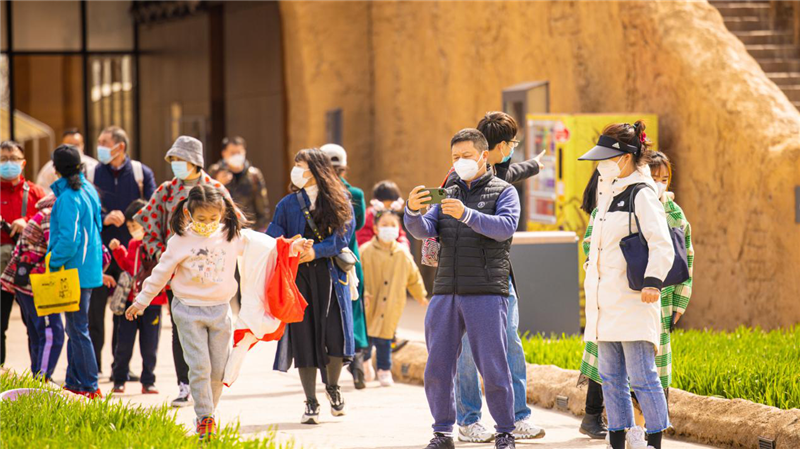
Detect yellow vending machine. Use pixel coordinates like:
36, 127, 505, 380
525, 114, 658, 327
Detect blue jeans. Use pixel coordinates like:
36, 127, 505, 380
456, 279, 530, 426
369, 337, 393, 371
598, 341, 670, 433
64, 289, 99, 393
15, 292, 64, 380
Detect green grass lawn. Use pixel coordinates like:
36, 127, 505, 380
0, 371, 292, 449
521, 325, 800, 410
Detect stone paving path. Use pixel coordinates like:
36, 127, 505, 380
3, 302, 715, 448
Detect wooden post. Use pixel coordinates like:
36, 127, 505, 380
770, 1, 780, 29
770, 1, 800, 46
794, 2, 800, 47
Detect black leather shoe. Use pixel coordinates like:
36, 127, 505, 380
424, 433, 454, 449
579, 412, 608, 439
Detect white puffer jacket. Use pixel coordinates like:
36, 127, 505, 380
235, 229, 282, 339
224, 229, 287, 387
583, 165, 674, 352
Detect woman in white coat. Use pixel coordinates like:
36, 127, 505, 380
578, 121, 674, 449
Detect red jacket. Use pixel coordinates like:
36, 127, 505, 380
112, 239, 167, 306
1, 177, 46, 245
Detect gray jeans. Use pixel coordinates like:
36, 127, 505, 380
172, 299, 232, 418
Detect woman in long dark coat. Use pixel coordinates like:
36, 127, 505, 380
267, 148, 355, 425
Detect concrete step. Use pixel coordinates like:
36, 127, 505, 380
757, 58, 800, 72
715, 2, 771, 19
767, 72, 800, 86
781, 85, 800, 102
734, 30, 793, 45
746, 44, 800, 59
723, 16, 771, 32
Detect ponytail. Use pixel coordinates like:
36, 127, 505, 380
631, 120, 654, 166
222, 195, 245, 241
66, 173, 83, 191
60, 161, 85, 191
601, 120, 654, 167
169, 198, 190, 237
581, 169, 600, 214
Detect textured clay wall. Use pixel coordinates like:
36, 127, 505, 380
278, 1, 374, 188
280, 1, 800, 330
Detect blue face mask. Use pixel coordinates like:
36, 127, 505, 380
171, 161, 192, 180
501, 146, 514, 164
97, 145, 114, 164
0, 162, 23, 180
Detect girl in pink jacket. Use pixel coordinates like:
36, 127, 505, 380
128, 184, 308, 441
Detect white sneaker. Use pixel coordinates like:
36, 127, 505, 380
364, 361, 376, 382
458, 421, 494, 443
513, 418, 545, 439
301, 400, 320, 425
170, 382, 193, 408
377, 369, 394, 387
626, 426, 648, 449
325, 385, 346, 417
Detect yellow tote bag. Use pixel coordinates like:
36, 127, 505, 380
30, 253, 81, 317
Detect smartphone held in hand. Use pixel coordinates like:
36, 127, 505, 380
421, 188, 447, 205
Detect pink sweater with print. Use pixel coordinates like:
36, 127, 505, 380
135, 228, 245, 308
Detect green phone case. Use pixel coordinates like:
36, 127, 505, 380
422, 188, 447, 205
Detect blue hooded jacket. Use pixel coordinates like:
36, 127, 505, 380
48, 174, 104, 289
267, 188, 356, 371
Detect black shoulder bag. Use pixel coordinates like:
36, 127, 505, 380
295, 191, 357, 272
618, 184, 690, 291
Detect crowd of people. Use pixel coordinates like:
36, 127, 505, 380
0, 110, 692, 449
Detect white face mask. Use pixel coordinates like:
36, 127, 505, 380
453, 154, 485, 181
291, 166, 310, 189
130, 228, 145, 241
597, 156, 628, 180
226, 154, 246, 169
377, 226, 400, 243
656, 182, 668, 198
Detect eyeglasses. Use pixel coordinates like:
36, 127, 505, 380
507, 139, 521, 149
0, 157, 24, 163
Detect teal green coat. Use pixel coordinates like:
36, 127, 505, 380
343, 178, 368, 349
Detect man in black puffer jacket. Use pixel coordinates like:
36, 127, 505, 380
405, 128, 521, 449
443, 113, 547, 442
